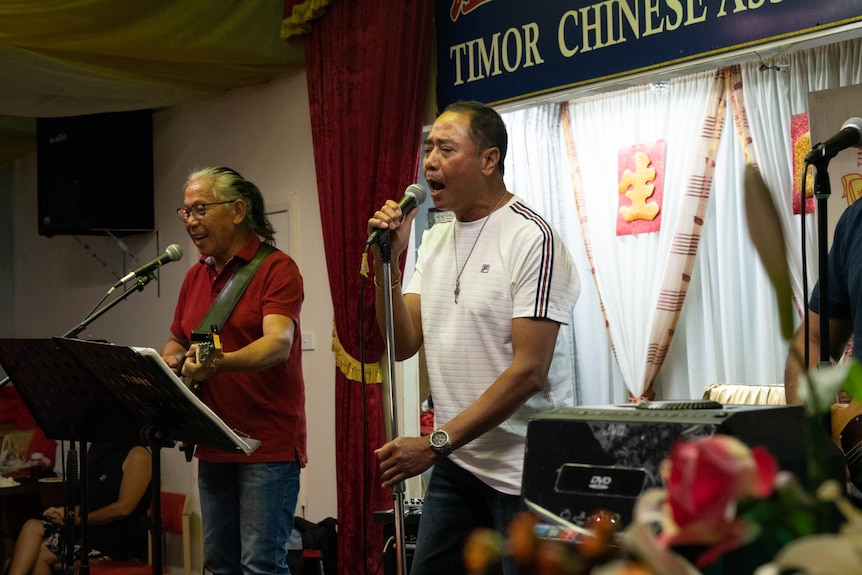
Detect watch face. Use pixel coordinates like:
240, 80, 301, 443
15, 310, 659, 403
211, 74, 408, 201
431, 430, 448, 448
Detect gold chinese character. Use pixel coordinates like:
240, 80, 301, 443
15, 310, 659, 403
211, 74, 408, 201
619, 152, 660, 222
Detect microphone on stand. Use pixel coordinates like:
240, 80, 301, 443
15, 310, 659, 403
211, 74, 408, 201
805, 117, 862, 163
366, 184, 427, 246
107, 244, 183, 294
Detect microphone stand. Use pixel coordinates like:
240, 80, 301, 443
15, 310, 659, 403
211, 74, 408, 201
805, 156, 841, 441
376, 239, 409, 575
63, 443, 79, 575
809, 159, 832, 370
65, 274, 157, 340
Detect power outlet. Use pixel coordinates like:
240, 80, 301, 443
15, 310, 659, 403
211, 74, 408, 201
301, 331, 315, 351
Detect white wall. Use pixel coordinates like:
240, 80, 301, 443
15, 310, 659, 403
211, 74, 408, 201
6, 70, 337, 572
0, 166, 12, 336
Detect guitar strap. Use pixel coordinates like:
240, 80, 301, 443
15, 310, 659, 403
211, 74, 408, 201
195, 242, 277, 334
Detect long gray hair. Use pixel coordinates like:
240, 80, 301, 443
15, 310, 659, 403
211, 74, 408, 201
186, 166, 276, 245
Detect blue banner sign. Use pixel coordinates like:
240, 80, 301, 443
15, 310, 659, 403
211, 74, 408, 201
436, 0, 862, 108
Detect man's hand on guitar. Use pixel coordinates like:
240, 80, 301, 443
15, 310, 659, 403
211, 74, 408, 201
182, 344, 224, 379
182, 329, 223, 392
161, 351, 185, 375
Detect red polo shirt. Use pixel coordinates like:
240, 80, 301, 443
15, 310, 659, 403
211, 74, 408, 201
169, 235, 306, 465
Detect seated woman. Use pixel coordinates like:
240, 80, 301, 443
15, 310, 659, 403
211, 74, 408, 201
7, 443, 152, 575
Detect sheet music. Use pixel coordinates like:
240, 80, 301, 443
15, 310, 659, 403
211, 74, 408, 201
132, 347, 261, 454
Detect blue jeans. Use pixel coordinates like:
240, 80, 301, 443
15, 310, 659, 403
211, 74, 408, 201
410, 457, 521, 575
198, 460, 300, 575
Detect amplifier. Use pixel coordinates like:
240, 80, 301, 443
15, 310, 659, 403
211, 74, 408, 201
373, 501, 422, 575
522, 403, 844, 528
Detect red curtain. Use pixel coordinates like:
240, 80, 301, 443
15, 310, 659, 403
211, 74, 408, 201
302, 1, 434, 573
0, 387, 57, 465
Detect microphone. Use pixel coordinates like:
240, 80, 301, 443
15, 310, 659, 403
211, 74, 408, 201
805, 117, 862, 163
108, 244, 183, 293
366, 184, 427, 246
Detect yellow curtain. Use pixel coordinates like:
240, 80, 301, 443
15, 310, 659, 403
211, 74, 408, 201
281, 0, 333, 39
0, 0, 303, 117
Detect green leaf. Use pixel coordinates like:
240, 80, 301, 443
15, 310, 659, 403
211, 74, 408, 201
743, 164, 795, 340
841, 360, 862, 401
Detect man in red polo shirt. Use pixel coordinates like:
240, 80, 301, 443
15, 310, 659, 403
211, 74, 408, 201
161, 166, 305, 575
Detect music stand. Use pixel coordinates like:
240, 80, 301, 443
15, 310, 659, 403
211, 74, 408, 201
0, 337, 260, 575
54, 338, 259, 455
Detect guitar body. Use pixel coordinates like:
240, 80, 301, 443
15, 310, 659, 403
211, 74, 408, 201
834, 399, 862, 491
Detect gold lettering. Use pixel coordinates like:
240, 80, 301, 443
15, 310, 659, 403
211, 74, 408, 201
619, 152, 660, 222
643, 0, 664, 36
604, 0, 626, 46
502, 28, 523, 72
448, 25, 546, 83
477, 33, 503, 78
578, 3, 607, 53
558, 10, 580, 57
841, 173, 862, 205
449, 43, 468, 86
522, 23, 544, 67
616, 0, 640, 43
686, 0, 708, 23
465, 39, 484, 81
665, 0, 684, 30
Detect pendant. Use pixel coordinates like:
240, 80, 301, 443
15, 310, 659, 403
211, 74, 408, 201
454, 280, 460, 304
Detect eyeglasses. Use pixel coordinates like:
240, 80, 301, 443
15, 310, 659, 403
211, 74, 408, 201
176, 200, 235, 222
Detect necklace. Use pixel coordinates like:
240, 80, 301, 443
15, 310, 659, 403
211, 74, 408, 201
453, 190, 509, 304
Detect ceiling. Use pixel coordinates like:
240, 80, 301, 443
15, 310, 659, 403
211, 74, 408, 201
5, 3, 861, 168
0, 0, 306, 165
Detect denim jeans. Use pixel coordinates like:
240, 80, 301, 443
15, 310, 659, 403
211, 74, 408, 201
198, 460, 301, 575
409, 457, 521, 575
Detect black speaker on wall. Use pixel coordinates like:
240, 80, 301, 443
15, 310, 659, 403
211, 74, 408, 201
37, 109, 154, 237
521, 404, 845, 528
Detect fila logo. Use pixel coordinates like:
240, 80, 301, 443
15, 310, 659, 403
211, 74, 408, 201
588, 475, 612, 490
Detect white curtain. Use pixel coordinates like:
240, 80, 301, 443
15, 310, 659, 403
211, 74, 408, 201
676, 100, 787, 396
741, 39, 862, 317
499, 37, 862, 405
563, 71, 725, 400
503, 105, 627, 405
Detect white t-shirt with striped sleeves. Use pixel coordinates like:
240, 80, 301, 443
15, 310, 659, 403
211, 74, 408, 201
404, 195, 580, 495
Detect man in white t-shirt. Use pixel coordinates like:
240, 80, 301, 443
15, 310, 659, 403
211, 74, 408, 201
367, 100, 580, 575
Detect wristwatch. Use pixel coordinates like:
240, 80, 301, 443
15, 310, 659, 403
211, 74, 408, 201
429, 428, 452, 457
